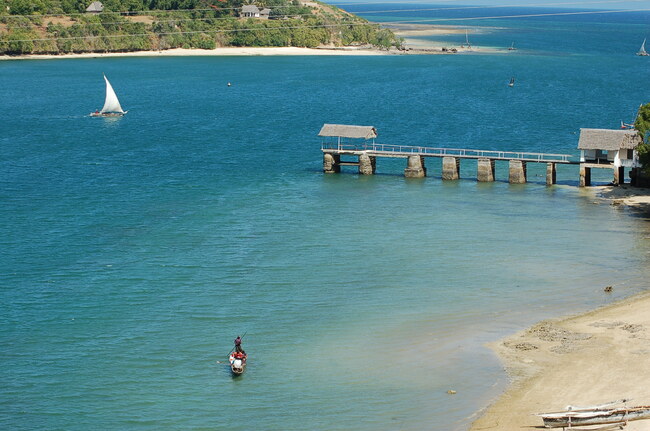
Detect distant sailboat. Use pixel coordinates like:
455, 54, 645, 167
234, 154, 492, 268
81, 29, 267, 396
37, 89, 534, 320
508, 42, 517, 51
508, 77, 515, 87
637, 38, 648, 56
90, 74, 127, 117
464, 29, 472, 50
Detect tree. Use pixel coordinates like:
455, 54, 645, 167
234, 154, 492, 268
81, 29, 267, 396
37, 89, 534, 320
634, 103, 650, 174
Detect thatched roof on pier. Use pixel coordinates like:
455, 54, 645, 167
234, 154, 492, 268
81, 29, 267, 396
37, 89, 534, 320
318, 124, 377, 139
578, 128, 643, 150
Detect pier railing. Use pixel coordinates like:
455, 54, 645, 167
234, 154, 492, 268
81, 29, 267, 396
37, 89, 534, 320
321, 142, 576, 164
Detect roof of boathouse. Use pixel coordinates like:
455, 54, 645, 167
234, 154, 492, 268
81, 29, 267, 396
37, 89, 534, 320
578, 128, 643, 151
318, 124, 377, 140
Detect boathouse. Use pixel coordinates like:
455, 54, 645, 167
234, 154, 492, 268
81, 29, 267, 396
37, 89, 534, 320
577, 128, 643, 186
86, 1, 104, 13
319, 124, 378, 174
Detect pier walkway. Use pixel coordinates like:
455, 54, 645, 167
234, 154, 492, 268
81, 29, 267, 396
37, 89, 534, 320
321, 142, 577, 185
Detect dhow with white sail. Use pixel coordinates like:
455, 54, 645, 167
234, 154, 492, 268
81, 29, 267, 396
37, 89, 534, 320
637, 38, 648, 56
91, 74, 127, 117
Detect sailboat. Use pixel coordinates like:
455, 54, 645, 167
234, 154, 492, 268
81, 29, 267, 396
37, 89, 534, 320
464, 29, 472, 50
90, 74, 127, 117
508, 42, 517, 51
637, 38, 648, 56
508, 77, 515, 87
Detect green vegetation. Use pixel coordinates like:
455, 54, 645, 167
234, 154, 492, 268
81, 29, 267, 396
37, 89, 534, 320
0, 0, 402, 55
634, 103, 650, 174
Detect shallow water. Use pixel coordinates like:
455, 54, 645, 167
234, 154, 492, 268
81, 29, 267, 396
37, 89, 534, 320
2, 6, 650, 431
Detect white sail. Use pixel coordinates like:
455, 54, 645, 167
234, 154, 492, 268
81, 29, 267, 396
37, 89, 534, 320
641, 38, 647, 53
100, 75, 124, 114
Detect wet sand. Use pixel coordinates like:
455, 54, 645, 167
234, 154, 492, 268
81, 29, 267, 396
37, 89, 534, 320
471, 185, 650, 430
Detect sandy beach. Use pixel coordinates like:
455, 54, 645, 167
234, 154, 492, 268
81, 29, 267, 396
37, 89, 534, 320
0, 46, 397, 61
0, 24, 505, 61
471, 185, 650, 430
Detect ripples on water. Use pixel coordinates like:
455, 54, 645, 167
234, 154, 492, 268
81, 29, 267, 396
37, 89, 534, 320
1, 7, 650, 431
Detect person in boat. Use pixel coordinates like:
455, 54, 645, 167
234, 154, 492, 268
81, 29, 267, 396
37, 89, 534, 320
234, 336, 245, 354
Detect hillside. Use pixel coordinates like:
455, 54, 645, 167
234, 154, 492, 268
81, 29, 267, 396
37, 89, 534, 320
0, 0, 402, 55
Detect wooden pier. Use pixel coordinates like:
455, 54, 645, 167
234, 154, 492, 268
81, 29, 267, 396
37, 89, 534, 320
318, 124, 645, 186
321, 142, 575, 185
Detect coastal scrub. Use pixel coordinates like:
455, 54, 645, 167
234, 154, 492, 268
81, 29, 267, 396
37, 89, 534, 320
0, 0, 402, 55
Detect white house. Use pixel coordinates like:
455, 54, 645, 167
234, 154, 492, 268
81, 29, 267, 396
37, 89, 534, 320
86, 1, 104, 13
241, 5, 260, 18
577, 128, 643, 186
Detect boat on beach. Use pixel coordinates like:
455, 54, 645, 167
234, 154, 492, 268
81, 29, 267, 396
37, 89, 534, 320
637, 38, 648, 56
538, 400, 650, 428
229, 351, 247, 375
90, 74, 127, 117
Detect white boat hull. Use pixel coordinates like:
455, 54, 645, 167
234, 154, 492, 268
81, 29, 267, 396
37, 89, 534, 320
540, 406, 650, 428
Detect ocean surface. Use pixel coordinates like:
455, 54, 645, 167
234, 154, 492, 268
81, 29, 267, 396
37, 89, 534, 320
2, 5, 650, 431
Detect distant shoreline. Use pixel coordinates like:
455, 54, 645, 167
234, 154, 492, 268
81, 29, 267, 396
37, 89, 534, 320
0, 46, 394, 61
0, 23, 505, 61
0, 44, 503, 61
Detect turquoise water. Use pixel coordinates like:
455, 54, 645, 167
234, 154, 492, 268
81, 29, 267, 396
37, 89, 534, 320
2, 8, 650, 431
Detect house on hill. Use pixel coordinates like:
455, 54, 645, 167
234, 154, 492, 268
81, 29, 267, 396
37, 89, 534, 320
86, 1, 104, 13
241, 5, 260, 17
577, 128, 643, 186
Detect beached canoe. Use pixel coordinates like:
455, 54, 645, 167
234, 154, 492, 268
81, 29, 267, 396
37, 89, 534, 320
538, 405, 650, 428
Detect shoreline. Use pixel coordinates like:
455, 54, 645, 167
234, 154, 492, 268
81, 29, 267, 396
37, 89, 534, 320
470, 185, 650, 430
0, 23, 505, 61
0, 44, 502, 61
0, 46, 396, 61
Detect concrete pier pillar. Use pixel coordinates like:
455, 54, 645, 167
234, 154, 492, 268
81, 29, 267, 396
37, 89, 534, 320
509, 160, 527, 184
323, 153, 340, 174
442, 156, 460, 180
546, 163, 557, 186
579, 164, 591, 187
477, 158, 495, 182
614, 166, 625, 185
359, 153, 376, 175
404, 155, 426, 178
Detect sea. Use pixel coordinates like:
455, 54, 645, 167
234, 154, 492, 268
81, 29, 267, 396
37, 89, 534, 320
1, 4, 650, 431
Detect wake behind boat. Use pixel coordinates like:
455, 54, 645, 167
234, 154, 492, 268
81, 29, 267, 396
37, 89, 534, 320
90, 74, 127, 117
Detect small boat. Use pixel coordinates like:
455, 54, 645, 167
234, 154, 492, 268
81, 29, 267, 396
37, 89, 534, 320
508, 77, 515, 87
229, 351, 247, 375
90, 74, 127, 117
538, 401, 650, 428
637, 38, 648, 56
508, 42, 517, 51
